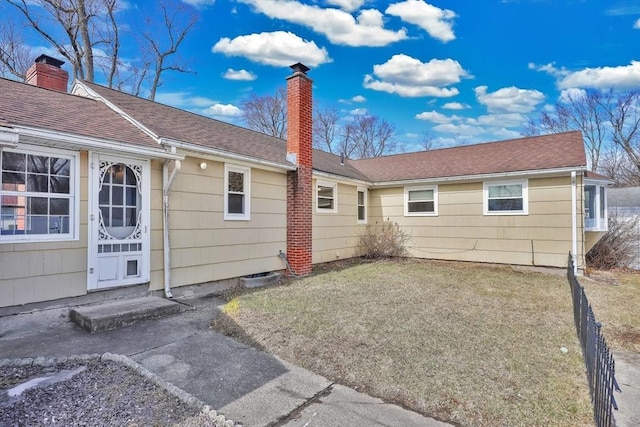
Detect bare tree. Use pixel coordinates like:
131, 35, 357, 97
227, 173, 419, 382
0, 19, 32, 79
523, 89, 611, 172
608, 91, 640, 175
313, 105, 340, 153
421, 132, 436, 151
241, 89, 396, 158
344, 114, 396, 159
240, 87, 288, 139
1, 0, 196, 99
141, 0, 197, 101
599, 146, 640, 186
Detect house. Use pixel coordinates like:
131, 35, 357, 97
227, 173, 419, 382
608, 187, 640, 269
0, 55, 610, 308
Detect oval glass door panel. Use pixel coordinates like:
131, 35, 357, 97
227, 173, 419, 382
99, 163, 141, 239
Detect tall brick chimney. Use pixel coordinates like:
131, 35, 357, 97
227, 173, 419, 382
26, 54, 69, 92
286, 63, 313, 276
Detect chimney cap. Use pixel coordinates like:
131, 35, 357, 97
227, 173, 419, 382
290, 63, 310, 74
34, 54, 65, 68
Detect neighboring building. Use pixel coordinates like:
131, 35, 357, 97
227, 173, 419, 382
0, 56, 610, 308
608, 187, 640, 269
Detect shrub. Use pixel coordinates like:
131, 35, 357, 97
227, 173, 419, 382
359, 220, 410, 259
586, 212, 640, 270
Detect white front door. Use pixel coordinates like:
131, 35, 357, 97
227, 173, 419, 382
88, 153, 150, 290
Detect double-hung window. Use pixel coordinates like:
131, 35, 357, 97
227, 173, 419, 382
404, 186, 437, 216
0, 146, 78, 241
224, 164, 250, 220
316, 180, 337, 213
484, 180, 528, 215
357, 188, 367, 223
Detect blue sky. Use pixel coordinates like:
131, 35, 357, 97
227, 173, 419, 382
7, 0, 640, 152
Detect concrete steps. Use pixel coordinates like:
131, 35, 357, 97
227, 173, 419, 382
70, 296, 187, 333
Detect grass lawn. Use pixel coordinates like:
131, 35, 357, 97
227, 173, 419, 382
213, 259, 592, 426
581, 270, 640, 354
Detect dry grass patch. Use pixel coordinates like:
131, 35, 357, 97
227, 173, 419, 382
213, 259, 592, 426
581, 270, 640, 353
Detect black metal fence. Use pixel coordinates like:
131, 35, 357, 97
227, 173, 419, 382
567, 254, 621, 427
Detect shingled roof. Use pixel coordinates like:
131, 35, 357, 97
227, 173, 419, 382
351, 131, 587, 183
79, 80, 294, 168
0, 78, 157, 149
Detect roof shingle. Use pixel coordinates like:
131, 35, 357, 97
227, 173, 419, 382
351, 131, 587, 182
0, 78, 157, 149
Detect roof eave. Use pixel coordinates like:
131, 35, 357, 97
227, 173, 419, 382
370, 166, 588, 188
0, 126, 19, 148
14, 125, 183, 160
160, 137, 296, 171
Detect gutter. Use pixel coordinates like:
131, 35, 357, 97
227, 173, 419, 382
370, 166, 588, 188
13, 125, 182, 160
162, 157, 182, 298
571, 171, 578, 275
160, 137, 297, 172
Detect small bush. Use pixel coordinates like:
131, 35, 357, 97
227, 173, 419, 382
359, 220, 410, 259
586, 213, 640, 270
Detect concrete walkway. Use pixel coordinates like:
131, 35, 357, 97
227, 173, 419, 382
0, 295, 449, 427
613, 351, 640, 427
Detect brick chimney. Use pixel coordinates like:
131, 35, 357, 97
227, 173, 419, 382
286, 63, 313, 276
26, 54, 69, 92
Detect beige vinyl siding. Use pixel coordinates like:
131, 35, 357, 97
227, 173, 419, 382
149, 157, 287, 290
313, 180, 366, 263
0, 151, 89, 307
369, 176, 583, 268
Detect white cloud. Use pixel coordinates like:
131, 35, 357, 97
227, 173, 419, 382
467, 113, 528, 128
442, 102, 469, 110
531, 60, 640, 90
213, 31, 331, 67
605, 4, 640, 16
223, 68, 257, 81
352, 95, 366, 103
363, 54, 469, 97
206, 103, 243, 117
180, 0, 215, 6
559, 88, 587, 103
326, 0, 365, 12
432, 123, 485, 136
238, 0, 407, 47
350, 107, 368, 115
557, 61, 640, 90
634, 17, 640, 29
415, 110, 460, 123
155, 91, 220, 109
475, 85, 545, 113
528, 62, 568, 78
386, 0, 456, 42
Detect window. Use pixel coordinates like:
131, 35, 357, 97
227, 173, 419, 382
0, 146, 78, 241
584, 182, 607, 231
357, 188, 367, 223
404, 186, 437, 216
484, 180, 528, 215
316, 180, 337, 213
224, 164, 250, 220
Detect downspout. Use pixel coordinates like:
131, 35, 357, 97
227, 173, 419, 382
163, 159, 181, 298
571, 171, 578, 275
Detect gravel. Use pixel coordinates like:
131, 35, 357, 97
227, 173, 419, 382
0, 357, 233, 427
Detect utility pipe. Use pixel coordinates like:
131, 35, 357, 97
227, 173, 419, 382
162, 159, 181, 298
571, 171, 578, 275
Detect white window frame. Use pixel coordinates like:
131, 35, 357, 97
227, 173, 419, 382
316, 180, 337, 213
584, 182, 608, 231
404, 186, 438, 216
0, 144, 79, 242
357, 187, 367, 224
483, 179, 528, 215
224, 164, 251, 221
